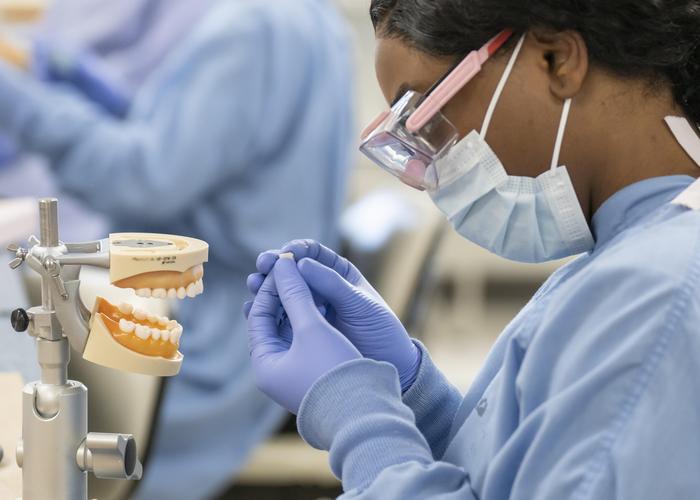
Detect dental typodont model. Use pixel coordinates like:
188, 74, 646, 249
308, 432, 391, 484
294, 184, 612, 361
83, 233, 208, 376
5, 199, 208, 500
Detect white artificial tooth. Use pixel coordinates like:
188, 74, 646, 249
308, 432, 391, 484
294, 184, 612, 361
186, 282, 197, 298
195, 279, 204, 294
135, 325, 150, 340
119, 318, 135, 333
133, 308, 147, 321
153, 288, 167, 299
136, 288, 152, 298
160, 330, 171, 342
167, 288, 177, 299
118, 302, 134, 315
150, 328, 161, 341
177, 287, 187, 299
170, 325, 183, 344
193, 264, 204, 278
157, 316, 169, 327
167, 319, 178, 329
147, 313, 158, 324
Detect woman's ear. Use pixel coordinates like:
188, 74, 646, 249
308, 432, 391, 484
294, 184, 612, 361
530, 29, 589, 100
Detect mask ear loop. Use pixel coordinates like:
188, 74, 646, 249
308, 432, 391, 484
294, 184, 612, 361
480, 34, 526, 138
550, 98, 572, 170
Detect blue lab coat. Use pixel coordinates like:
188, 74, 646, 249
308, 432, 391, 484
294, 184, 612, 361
297, 176, 700, 499
0, 0, 353, 498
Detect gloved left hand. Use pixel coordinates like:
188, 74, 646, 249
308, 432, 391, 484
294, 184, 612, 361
247, 254, 361, 414
32, 40, 130, 118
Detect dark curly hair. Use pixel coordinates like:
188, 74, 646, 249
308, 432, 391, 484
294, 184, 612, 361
370, 0, 700, 123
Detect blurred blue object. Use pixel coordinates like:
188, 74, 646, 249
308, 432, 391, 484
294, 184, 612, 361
0, 133, 18, 168
32, 41, 130, 117
0, 0, 354, 498
0, 0, 212, 236
37, 0, 217, 99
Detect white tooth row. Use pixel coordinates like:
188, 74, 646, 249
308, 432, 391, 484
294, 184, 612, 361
133, 279, 204, 299
117, 303, 183, 344
118, 318, 183, 344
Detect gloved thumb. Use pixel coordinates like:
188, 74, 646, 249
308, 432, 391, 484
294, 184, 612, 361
274, 255, 323, 331
297, 258, 357, 308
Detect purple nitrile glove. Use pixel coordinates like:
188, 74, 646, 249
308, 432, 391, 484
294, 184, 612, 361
32, 40, 130, 118
246, 254, 361, 414
249, 240, 421, 392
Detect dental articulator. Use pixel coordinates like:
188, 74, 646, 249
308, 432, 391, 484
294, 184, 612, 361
4, 198, 208, 499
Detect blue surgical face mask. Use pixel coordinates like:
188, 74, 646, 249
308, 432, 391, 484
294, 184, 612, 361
428, 35, 595, 263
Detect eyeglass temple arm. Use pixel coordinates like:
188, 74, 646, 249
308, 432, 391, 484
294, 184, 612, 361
406, 29, 513, 134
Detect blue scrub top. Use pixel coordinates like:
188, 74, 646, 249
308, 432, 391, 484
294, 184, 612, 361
0, 1, 354, 498
297, 175, 700, 499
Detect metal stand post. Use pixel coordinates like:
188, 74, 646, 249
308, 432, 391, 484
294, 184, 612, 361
7, 199, 142, 500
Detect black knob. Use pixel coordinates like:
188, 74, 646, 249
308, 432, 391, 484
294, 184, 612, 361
10, 309, 29, 332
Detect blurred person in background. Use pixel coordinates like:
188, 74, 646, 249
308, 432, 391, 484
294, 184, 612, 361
0, 0, 354, 498
246, 0, 700, 498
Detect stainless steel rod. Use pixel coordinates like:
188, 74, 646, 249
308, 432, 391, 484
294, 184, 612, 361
39, 198, 59, 248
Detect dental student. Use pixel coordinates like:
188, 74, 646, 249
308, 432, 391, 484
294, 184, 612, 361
246, 0, 700, 498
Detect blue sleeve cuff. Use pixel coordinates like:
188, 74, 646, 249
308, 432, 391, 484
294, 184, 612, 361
297, 358, 434, 491
402, 340, 463, 459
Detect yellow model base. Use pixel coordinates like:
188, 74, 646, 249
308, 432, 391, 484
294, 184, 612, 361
109, 233, 209, 284
83, 315, 183, 377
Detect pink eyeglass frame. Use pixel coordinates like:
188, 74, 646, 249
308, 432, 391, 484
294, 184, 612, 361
361, 29, 513, 139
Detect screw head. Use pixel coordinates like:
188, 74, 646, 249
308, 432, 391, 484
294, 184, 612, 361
10, 309, 29, 332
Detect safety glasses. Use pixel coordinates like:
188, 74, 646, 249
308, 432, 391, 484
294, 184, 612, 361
359, 30, 513, 191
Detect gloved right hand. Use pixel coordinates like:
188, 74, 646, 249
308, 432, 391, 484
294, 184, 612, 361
249, 240, 422, 392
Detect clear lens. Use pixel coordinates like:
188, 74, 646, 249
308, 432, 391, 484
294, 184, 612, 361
359, 91, 459, 191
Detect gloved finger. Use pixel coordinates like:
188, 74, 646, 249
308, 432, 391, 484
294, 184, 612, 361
273, 255, 323, 332
281, 240, 362, 285
248, 274, 288, 358
256, 249, 326, 309
298, 258, 357, 307
246, 273, 266, 295
256, 250, 281, 274
242, 300, 253, 320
